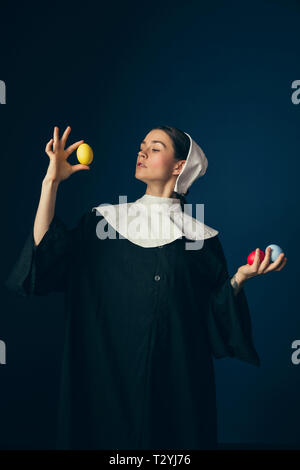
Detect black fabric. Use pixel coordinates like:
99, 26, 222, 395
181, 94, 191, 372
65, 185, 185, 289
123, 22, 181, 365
5, 209, 261, 450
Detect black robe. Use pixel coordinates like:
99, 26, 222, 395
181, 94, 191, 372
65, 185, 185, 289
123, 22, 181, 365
5, 207, 261, 450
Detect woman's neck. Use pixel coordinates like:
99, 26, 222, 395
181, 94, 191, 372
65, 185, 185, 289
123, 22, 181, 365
145, 186, 179, 200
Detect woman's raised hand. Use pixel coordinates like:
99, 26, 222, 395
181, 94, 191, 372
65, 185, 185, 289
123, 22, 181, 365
44, 126, 90, 183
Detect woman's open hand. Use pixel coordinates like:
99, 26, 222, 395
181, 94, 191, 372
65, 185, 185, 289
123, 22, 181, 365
237, 247, 287, 282
44, 126, 90, 183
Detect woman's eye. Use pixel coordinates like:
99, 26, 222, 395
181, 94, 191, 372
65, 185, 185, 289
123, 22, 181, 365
152, 149, 160, 152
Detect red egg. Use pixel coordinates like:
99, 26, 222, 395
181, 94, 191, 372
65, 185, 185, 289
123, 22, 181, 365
247, 249, 265, 265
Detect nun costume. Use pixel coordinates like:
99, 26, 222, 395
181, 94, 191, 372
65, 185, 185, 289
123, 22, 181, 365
5, 131, 260, 450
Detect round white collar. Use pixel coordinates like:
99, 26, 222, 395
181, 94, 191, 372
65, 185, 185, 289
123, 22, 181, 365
92, 193, 219, 249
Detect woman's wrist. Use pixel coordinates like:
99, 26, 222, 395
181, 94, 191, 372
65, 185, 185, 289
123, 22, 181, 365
42, 175, 60, 188
230, 271, 247, 296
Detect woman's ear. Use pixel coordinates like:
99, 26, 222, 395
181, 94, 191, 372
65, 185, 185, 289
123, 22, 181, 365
173, 160, 186, 176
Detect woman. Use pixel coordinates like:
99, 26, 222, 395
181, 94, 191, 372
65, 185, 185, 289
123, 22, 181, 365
5, 125, 287, 450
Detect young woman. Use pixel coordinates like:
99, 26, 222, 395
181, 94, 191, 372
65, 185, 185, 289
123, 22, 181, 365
6, 125, 287, 450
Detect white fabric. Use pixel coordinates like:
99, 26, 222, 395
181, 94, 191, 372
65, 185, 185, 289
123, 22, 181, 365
92, 194, 219, 248
174, 132, 208, 196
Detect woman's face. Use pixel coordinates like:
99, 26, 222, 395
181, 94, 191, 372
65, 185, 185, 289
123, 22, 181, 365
135, 129, 185, 186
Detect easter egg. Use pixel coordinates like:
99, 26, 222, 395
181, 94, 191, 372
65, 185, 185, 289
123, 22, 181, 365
77, 143, 93, 165
266, 244, 283, 262
247, 249, 265, 265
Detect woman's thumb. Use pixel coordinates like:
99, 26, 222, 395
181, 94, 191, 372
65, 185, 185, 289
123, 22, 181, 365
72, 164, 91, 173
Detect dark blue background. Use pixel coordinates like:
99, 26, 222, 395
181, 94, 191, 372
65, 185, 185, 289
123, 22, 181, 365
0, 0, 299, 449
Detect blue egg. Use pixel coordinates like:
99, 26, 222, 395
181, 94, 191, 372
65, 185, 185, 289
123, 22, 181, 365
265, 244, 283, 262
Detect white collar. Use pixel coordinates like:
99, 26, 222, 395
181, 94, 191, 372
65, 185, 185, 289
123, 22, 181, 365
92, 193, 219, 249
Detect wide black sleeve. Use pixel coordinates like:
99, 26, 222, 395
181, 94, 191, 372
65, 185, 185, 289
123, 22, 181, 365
5, 210, 92, 297
206, 235, 261, 367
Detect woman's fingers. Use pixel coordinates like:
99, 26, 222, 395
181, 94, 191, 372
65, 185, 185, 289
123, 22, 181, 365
263, 254, 287, 273
66, 140, 84, 155
275, 257, 287, 271
60, 126, 71, 147
71, 164, 90, 174
270, 252, 285, 268
258, 247, 271, 272
53, 126, 59, 152
45, 138, 54, 157
252, 249, 261, 271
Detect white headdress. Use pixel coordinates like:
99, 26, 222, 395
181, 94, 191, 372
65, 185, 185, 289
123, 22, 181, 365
174, 132, 208, 196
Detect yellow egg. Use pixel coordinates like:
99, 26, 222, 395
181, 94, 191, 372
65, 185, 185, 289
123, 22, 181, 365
76, 143, 93, 165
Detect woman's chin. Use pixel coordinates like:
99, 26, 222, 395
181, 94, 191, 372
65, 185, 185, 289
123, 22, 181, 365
135, 173, 147, 183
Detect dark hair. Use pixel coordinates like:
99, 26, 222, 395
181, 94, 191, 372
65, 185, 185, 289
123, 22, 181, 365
151, 125, 190, 210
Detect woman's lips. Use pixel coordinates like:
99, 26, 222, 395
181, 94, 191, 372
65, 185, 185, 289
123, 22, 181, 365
137, 162, 147, 168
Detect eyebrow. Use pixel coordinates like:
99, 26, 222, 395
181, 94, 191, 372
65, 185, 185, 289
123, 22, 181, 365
141, 140, 167, 148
